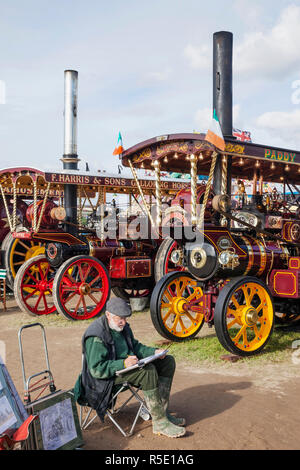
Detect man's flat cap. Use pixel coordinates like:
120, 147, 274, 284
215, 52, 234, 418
106, 297, 132, 317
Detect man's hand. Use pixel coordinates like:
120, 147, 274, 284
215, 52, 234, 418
155, 349, 167, 359
124, 355, 138, 368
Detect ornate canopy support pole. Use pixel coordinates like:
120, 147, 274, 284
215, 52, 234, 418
221, 156, 228, 195
154, 160, 162, 227
77, 186, 82, 225
190, 154, 198, 226
99, 187, 106, 243
12, 180, 17, 232
221, 155, 229, 227
33, 179, 38, 232
128, 160, 156, 229
36, 183, 51, 232
198, 151, 218, 230
0, 184, 13, 231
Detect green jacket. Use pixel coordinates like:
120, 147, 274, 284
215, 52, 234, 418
85, 327, 156, 379
74, 315, 156, 419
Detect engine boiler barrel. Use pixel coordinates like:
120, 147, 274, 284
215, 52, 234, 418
186, 233, 289, 282
220, 234, 289, 280
26, 200, 59, 229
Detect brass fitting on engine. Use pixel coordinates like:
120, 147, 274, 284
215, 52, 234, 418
218, 248, 240, 270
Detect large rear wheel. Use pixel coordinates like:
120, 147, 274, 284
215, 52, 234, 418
214, 277, 274, 356
150, 272, 205, 342
53, 256, 111, 321
2, 232, 45, 289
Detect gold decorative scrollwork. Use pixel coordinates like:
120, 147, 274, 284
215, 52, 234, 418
156, 141, 189, 156
177, 142, 189, 153
225, 143, 245, 155
132, 148, 152, 163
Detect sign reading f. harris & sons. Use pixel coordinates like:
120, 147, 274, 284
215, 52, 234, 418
44, 172, 190, 192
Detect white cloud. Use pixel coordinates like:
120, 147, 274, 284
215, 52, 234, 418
235, 5, 300, 78
184, 44, 211, 70
233, 0, 264, 26
138, 67, 172, 87
256, 108, 300, 144
185, 5, 300, 81
147, 68, 171, 82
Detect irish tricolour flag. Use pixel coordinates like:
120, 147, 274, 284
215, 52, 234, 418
113, 132, 124, 155
205, 110, 226, 151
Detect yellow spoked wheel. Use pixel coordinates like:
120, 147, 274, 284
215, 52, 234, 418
150, 272, 205, 342
214, 276, 274, 356
2, 233, 45, 288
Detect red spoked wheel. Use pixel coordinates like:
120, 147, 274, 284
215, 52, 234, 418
14, 255, 56, 316
53, 256, 111, 321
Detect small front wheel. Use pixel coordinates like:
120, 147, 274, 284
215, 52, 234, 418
53, 256, 111, 321
150, 272, 205, 342
14, 255, 56, 316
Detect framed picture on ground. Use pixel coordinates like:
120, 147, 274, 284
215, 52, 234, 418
0, 356, 28, 436
26, 389, 83, 450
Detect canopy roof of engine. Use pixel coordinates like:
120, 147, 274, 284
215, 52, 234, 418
122, 133, 300, 184
0, 166, 192, 196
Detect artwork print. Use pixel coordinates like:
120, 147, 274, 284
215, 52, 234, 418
38, 398, 77, 450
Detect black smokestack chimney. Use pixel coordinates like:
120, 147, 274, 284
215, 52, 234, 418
213, 31, 233, 137
61, 70, 80, 234
212, 32, 233, 197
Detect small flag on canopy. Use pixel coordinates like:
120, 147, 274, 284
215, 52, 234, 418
232, 128, 252, 142
205, 109, 226, 151
113, 132, 124, 155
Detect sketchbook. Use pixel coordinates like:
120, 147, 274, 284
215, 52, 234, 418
115, 350, 168, 376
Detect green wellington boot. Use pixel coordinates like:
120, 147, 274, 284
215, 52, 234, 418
158, 376, 186, 426
143, 388, 186, 438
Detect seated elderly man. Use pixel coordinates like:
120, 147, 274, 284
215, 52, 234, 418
75, 297, 186, 438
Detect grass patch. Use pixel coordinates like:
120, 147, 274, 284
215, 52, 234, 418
149, 328, 300, 367
3, 302, 300, 367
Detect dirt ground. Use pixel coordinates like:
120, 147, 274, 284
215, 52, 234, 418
2, 297, 300, 451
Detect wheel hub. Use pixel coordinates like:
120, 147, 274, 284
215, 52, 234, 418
79, 283, 91, 295
172, 297, 187, 315
244, 307, 258, 326
25, 245, 45, 261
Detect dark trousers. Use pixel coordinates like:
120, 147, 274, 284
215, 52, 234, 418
114, 355, 176, 391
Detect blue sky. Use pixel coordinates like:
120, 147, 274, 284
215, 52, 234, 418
1, 0, 300, 175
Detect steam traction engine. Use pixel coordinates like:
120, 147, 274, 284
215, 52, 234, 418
122, 134, 300, 356
0, 167, 192, 320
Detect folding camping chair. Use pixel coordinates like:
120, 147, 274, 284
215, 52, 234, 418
79, 381, 151, 437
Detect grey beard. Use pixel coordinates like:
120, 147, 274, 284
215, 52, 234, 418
108, 318, 124, 332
